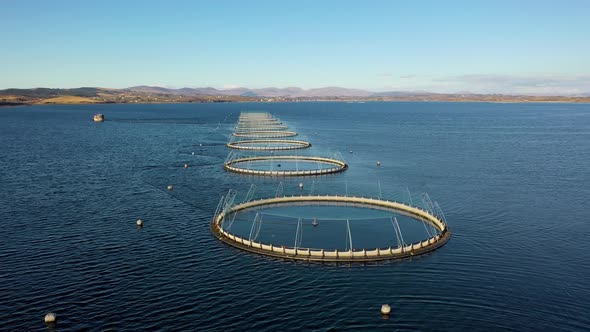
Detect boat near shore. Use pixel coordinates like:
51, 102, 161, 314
93, 113, 105, 122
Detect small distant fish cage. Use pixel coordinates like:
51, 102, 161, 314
224, 155, 348, 176
232, 131, 298, 138
227, 139, 311, 151
93, 113, 105, 122
211, 192, 450, 262
235, 124, 290, 131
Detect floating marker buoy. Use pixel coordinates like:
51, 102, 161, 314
381, 304, 391, 315
44, 312, 56, 324
299, 183, 304, 189
199, 143, 202, 146
377, 161, 381, 166
192, 152, 195, 155
349, 150, 353, 153
184, 163, 189, 169
312, 218, 319, 227
136, 219, 143, 227
167, 185, 173, 190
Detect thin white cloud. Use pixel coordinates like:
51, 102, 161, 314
383, 74, 590, 95
434, 74, 590, 95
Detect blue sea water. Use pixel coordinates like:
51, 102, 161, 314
0, 102, 589, 331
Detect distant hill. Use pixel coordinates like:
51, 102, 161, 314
38, 96, 98, 104
304, 87, 373, 97
126, 85, 222, 96
125, 85, 174, 94
0, 86, 259, 106
371, 90, 433, 97
0, 87, 101, 98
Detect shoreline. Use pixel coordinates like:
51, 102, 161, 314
2, 99, 590, 108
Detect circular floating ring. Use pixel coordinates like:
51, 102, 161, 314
227, 139, 311, 151
238, 119, 282, 123
210, 195, 451, 262
232, 131, 297, 138
239, 118, 278, 121
224, 156, 347, 176
235, 125, 290, 131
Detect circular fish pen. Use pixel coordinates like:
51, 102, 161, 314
238, 118, 281, 123
224, 155, 347, 176
227, 139, 311, 151
232, 131, 297, 138
211, 195, 450, 262
235, 125, 289, 131
238, 120, 282, 125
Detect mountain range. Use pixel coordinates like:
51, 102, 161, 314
126, 85, 590, 98
126, 85, 378, 97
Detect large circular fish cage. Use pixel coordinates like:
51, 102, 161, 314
232, 131, 298, 138
224, 156, 347, 176
211, 195, 451, 262
227, 139, 311, 151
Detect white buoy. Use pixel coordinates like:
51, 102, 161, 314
199, 143, 202, 146
192, 152, 195, 155
167, 185, 173, 190
377, 161, 381, 166
136, 219, 143, 227
349, 150, 353, 153
44, 312, 56, 324
381, 304, 391, 315
184, 163, 189, 169
299, 183, 304, 189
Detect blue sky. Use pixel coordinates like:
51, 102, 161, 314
2, 0, 590, 94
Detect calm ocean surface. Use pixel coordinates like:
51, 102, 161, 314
1, 102, 589, 331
